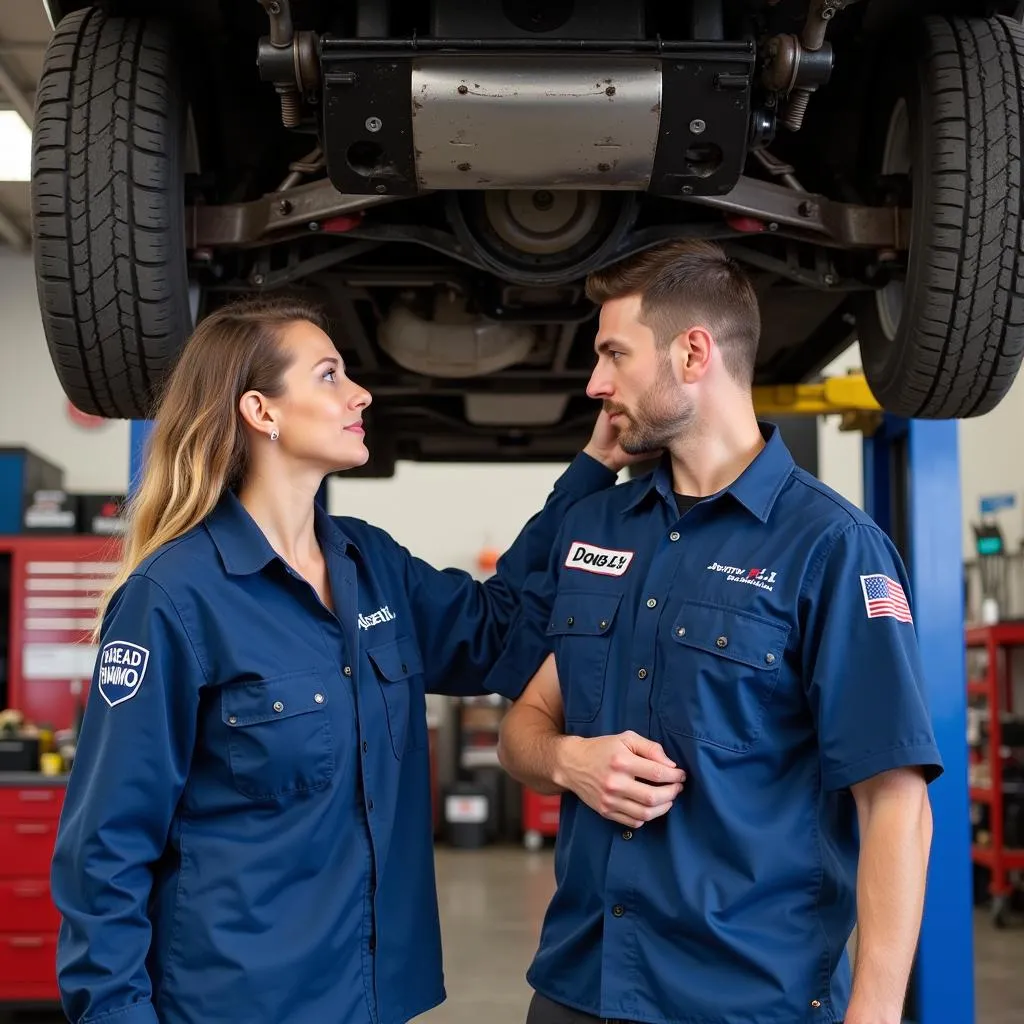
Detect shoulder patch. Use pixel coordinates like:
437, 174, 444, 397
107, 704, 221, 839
564, 540, 634, 577
97, 641, 150, 707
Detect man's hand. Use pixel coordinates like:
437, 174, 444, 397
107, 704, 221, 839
554, 730, 686, 828
583, 408, 657, 474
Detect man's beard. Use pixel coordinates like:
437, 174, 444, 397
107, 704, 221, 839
607, 372, 694, 456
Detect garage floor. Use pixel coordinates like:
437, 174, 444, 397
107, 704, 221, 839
423, 845, 1023, 1024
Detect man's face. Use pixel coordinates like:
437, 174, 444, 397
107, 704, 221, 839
586, 294, 694, 455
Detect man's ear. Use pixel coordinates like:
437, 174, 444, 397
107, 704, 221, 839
672, 326, 714, 384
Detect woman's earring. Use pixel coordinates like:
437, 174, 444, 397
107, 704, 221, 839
270, 429, 279, 441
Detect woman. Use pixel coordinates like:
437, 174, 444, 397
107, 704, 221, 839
50, 297, 624, 1024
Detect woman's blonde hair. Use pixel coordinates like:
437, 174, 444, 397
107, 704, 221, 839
93, 295, 327, 637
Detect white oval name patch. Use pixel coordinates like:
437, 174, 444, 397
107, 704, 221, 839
564, 540, 634, 577
97, 641, 150, 707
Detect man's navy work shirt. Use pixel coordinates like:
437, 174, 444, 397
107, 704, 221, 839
50, 453, 615, 1024
494, 424, 943, 1024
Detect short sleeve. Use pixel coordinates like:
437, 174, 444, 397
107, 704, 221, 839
800, 523, 944, 792
52, 573, 205, 1024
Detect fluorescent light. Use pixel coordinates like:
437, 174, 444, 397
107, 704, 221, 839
0, 111, 31, 182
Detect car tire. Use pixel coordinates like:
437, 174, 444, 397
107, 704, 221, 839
31, 8, 192, 420
855, 15, 1024, 419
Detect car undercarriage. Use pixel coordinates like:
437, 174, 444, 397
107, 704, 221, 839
32, 0, 1024, 474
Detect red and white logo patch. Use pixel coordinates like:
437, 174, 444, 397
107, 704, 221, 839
564, 540, 634, 577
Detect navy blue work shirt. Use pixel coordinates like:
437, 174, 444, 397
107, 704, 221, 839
493, 424, 943, 1024
50, 453, 615, 1024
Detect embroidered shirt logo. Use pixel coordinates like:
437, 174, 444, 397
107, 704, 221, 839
97, 641, 150, 707
706, 561, 778, 592
358, 605, 396, 630
565, 541, 634, 577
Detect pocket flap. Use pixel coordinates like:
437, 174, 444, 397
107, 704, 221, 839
366, 635, 423, 682
221, 671, 328, 727
546, 591, 623, 637
670, 602, 789, 670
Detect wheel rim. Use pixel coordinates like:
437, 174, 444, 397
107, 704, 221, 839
876, 98, 911, 343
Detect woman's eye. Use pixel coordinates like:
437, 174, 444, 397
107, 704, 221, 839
323, 369, 337, 382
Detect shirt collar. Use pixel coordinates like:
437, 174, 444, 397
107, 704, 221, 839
206, 488, 355, 576
622, 421, 795, 523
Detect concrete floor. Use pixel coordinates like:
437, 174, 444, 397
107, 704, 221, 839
422, 845, 1023, 1024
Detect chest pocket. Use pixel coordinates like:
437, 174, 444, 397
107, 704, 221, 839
366, 635, 427, 758
658, 601, 790, 754
221, 671, 334, 800
546, 590, 622, 724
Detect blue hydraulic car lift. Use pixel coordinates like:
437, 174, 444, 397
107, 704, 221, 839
128, 403, 976, 1024
863, 416, 974, 1024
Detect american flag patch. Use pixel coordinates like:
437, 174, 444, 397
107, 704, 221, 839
860, 573, 913, 623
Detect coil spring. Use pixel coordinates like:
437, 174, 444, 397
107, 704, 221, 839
279, 89, 301, 129
783, 90, 811, 132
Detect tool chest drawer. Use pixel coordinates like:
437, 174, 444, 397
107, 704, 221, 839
0, 784, 64, 819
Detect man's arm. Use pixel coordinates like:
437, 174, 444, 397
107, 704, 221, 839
799, 522, 943, 1024
845, 767, 933, 1024
498, 653, 685, 827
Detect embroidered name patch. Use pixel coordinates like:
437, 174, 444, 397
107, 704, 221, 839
97, 641, 150, 707
564, 541, 634, 577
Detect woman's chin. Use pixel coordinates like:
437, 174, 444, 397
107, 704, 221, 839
334, 442, 370, 473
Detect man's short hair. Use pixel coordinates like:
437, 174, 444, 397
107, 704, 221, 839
585, 240, 761, 386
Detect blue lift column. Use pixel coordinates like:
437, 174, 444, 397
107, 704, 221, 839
129, 420, 155, 496
862, 416, 975, 1024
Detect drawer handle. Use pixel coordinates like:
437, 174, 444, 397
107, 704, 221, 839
9, 937, 44, 949
17, 791, 54, 802
14, 823, 50, 835
13, 884, 45, 898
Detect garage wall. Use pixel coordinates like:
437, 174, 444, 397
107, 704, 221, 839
0, 249, 130, 493
1, 245, 1021, 568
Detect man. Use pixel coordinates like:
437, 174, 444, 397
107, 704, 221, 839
495, 240, 942, 1024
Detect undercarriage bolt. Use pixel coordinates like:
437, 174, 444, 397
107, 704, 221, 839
689, 118, 706, 134
278, 199, 292, 215
365, 116, 382, 133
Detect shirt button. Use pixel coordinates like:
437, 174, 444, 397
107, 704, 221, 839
363, 741, 368, 754
765, 652, 776, 665
343, 666, 352, 676
622, 829, 633, 841
669, 531, 680, 542
676, 626, 686, 637
227, 715, 238, 726
599, 619, 609, 630
716, 635, 728, 649
637, 668, 647, 679
314, 693, 325, 704
810, 1000, 821, 1010
646, 598, 657, 609
611, 904, 625, 917
273, 701, 284, 713
566, 616, 575, 627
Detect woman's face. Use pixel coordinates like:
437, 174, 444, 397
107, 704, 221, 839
265, 319, 373, 473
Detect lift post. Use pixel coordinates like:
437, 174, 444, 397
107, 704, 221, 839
862, 416, 975, 1024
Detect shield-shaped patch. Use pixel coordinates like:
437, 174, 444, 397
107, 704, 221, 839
97, 641, 151, 708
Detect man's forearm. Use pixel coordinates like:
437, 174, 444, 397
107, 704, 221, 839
847, 778, 933, 1023
497, 703, 577, 795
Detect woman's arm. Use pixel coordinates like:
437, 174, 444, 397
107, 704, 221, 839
52, 574, 205, 1024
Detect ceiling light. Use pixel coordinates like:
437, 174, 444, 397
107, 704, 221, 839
0, 111, 31, 182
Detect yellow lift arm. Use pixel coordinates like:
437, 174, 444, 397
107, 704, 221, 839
752, 373, 882, 432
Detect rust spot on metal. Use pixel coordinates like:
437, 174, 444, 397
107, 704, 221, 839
458, 162, 471, 172
597, 163, 610, 173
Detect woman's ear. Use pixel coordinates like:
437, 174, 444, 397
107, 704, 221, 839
238, 390, 277, 439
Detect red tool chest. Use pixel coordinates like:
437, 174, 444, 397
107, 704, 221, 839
0, 778, 65, 1005
1, 535, 120, 1010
